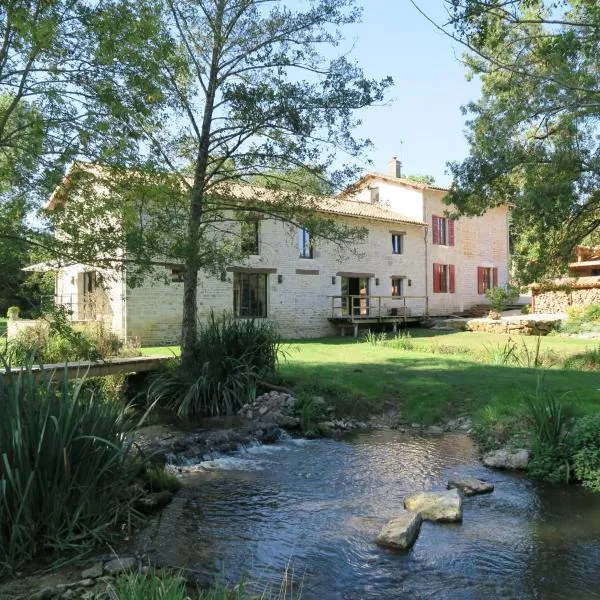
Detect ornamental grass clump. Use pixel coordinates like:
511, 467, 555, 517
0, 362, 142, 575
148, 312, 281, 417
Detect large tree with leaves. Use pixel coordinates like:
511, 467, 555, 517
423, 0, 600, 282
60, 0, 391, 367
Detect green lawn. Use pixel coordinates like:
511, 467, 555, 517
142, 329, 600, 427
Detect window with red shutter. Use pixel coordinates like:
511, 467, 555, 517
432, 216, 439, 245
493, 267, 498, 287
477, 267, 485, 295
448, 220, 455, 246
449, 265, 456, 294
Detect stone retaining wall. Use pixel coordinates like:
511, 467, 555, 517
465, 317, 560, 336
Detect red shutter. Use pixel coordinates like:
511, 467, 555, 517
433, 263, 440, 293
448, 219, 455, 246
493, 267, 498, 287
449, 264, 456, 294
477, 267, 484, 295
432, 216, 439, 245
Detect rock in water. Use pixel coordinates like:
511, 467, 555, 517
482, 448, 529, 470
376, 511, 422, 550
403, 489, 463, 522
447, 477, 494, 496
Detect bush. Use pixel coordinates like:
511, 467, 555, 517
386, 331, 414, 351
562, 345, 600, 371
149, 312, 281, 417
0, 364, 143, 574
571, 413, 600, 492
8, 310, 134, 365
524, 381, 574, 484
485, 285, 519, 312
561, 304, 600, 335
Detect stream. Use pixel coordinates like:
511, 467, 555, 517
137, 429, 600, 599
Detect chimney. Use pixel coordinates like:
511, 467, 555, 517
388, 156, 402, 178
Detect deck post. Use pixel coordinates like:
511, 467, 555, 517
353, 323, 358, 338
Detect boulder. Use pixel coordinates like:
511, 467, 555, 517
403, 489, 462, 522
104, 556, 136, 575
447, 477, 494, 496
135, 490, 174, 514
482, 448, 529, 470
81, 563, 103, 579
376, 511, 422, 550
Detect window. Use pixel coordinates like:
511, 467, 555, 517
241, 219, 259, 255
432, 215, 455, 246
391, 277, 405, 297
298, 227, 313, 259
391, 233, 404, 255
433, 263, 455, 294
478, 266, 498, 294
233, 272, 267, 317
370, 186, 380, 204
170, 266, 184, 282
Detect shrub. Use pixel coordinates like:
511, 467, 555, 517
562, 345, 600, 371
583, 304, 600, 323
149, 312, 281, 417
485, 285, 519, 312
571, 413, 600, 492
387, 331, 414, 351
524, 381, 574, 484
363, 330, 387, 346
0, 364, 143, 574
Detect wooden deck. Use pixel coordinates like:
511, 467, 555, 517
328, 295, 428, 337
0, 355, 174, 381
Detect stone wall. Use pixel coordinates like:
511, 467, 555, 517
533, 286, 600, 313
465, 317, 561, 336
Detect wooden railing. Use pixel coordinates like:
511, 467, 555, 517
328, 295, 428, 320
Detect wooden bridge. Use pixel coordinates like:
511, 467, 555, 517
328, 295, 428, 337
0, 355, 174, 381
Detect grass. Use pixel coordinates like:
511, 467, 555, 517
142, 329, 600, 428
0, 318, 7, 337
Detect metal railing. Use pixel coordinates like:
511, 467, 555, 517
43, 294, 111, 322
328, 295, 428, 320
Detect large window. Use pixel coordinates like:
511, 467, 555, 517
477, 266, 498, 294
233, 272, 267, 317
432, 215, 455, 246
433, 263, 455, 294
241, 219, 259, 255
298, 227, 313, 259
391, 277, 405, 297
391, 233, 404, 255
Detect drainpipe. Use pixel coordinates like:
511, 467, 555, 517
424, 225, 429, 316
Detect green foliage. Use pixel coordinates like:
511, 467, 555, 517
112, 568, 189, 600
563, 345, 600, 371
296, 396, 326, 434
386, 331, 415, 351
143, 466, 182, 495
363, 330, 388, 346
571, 413, 600, 492
149, 313, 281, 417
0, 365, 143, 574
524, 381, 574, 484
485, 285, 519, 312
8, 310, 132, 365
444, 1, 600, 282
6, 306, 19, 319
484, 336, 557, 368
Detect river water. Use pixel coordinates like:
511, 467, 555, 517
141, 429, 600, 599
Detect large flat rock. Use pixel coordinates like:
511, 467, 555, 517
447, 477, 494, 496
376, 510, 422, 550
482, 448, 529, 470
403, 489, 462, 522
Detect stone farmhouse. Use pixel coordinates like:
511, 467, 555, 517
48, 159, 510, 345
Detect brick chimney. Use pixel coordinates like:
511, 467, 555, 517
388, 156, 402, 178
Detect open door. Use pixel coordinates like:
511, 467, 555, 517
341, 276, 369, 316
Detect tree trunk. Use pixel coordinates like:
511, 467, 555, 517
180, 2, 224, 370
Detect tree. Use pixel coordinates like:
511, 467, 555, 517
67, 0, 392, 368
405, 173, 436, 185
416, 0, 600, 282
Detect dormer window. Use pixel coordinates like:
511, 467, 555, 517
370, 186, 380, 204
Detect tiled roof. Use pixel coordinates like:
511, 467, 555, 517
317, 197, 426, 226
348, 172, 450, 193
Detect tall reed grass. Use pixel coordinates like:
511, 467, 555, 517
0, 362, 142, 574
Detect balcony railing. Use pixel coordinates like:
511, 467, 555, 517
328, 295, 428, 320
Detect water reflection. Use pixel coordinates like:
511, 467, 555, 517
134, 430, 600, 599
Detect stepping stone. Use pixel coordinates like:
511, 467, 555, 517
447, 477, 494, 496
482, 448, 529, 470
403, 489, 462, 522
376, 510, 422, 550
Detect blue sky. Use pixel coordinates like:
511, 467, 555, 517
342, 1, 481, 186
